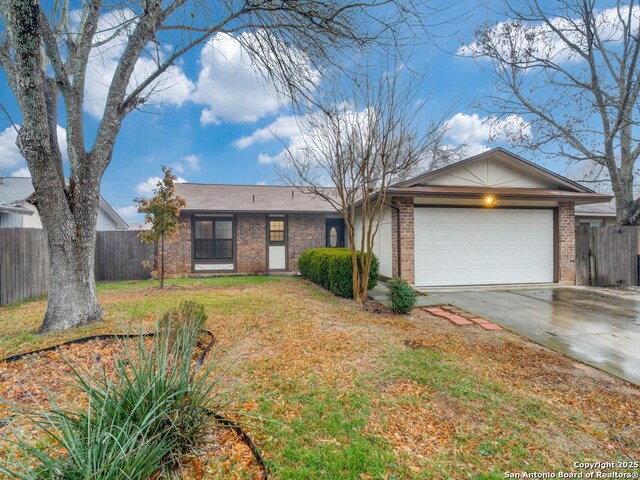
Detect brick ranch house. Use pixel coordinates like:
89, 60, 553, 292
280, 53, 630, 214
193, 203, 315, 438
162, 148, 611, 287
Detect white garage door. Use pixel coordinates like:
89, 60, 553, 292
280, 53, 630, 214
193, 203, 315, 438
414, 208, 554, 287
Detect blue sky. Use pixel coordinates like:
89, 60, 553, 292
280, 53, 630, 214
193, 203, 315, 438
0, 1, 603, 222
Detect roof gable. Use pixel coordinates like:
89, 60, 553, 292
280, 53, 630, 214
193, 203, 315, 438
398, 148, 593, 193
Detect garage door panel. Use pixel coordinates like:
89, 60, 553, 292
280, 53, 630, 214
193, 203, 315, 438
414, 208, 554, 287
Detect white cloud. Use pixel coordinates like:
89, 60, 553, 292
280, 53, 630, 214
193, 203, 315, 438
172, 154, 201, 173
239, 114, 309, 165
10, 167, 31, 177
444, 113, 530, 152
257, 180, 268, 185
0, 127, 23, 171
117, 205, 140, 220
242, 106, 373, 167
234, 115, 302, 149
459, 5, 640, 63
0, 125, 68, 175
258, 153, 280, 165
135, 175, 187, 196
181, 154, 201, 171
83, 9, 194, 119
192, 32, 285, 125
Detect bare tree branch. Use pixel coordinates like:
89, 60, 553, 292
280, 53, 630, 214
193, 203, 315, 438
469, 0, 640, 224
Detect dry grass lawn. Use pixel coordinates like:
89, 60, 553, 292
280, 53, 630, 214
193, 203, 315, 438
0, 276, 639, 479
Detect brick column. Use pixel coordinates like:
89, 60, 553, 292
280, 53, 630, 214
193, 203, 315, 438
391, 197, 415, 285
558, 201, 576, 285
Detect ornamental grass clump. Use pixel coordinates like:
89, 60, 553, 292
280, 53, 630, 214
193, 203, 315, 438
1, 302, 222, 480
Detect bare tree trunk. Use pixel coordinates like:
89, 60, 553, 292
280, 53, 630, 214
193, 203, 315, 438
36, 174, 103, 333
41, 227, 103, 333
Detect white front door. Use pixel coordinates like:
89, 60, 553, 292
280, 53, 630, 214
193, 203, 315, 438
268, 217, 287, 271
414, 207, 554, 287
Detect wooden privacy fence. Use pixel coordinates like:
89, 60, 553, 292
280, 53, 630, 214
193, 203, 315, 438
95, 230, 154, 282
0, 228, 49, 307
0, 229, 154, 307
576, 225, 640, 286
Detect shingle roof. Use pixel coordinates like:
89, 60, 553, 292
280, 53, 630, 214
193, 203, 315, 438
175, 183, 338, 213
0, 177, 34, 205
574, 197, 616, 216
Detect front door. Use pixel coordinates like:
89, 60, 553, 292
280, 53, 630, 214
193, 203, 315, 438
268, 216, 287, 271
325, 219, 345, 248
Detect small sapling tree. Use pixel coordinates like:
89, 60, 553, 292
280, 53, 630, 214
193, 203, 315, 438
135, 167, 186, 288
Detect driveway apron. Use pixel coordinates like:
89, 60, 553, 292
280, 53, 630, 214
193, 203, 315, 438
422, 288, 640, 386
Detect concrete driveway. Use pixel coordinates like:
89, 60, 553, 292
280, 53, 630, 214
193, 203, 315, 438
423, 287, 640, 386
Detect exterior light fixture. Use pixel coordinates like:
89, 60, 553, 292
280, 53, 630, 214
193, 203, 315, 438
483, 195, 496, 207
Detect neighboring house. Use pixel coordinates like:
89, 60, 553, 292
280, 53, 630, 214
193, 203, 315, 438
575, 199, 617, 227
0, 177, 128, 230
127, 222, 152, 231
163, 148, 611, 287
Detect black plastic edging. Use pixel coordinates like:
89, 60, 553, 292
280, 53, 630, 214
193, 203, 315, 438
0, 330, 269, 480
1, 333, 157, 363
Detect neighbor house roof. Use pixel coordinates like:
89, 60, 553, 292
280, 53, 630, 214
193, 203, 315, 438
0, 177, 129, 228
574, 198, 616, 216
175, 183, 338, 213
0, 177, 35, 215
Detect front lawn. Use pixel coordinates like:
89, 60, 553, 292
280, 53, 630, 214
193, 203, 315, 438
1, 276, 638, 479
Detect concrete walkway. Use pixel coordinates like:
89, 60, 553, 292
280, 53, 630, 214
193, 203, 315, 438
419, 287, 640, 386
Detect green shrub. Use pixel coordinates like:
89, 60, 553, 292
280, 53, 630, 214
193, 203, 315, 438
1, 302, 223, 480
299, 248, 379, 298
387, 277, 417, 314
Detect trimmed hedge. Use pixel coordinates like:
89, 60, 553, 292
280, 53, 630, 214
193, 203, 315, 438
299, 248, 379, 298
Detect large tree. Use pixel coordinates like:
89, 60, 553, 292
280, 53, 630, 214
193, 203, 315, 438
466, 0, 640, 224
280, 69, 449, 304
0, 0, 418, 332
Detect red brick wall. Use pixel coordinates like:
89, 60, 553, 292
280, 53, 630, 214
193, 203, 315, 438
162, 215, 192, 275
288, 214, 326, 272
236, 214, 267, 274
159, 212, 331, 275
391, 197, 414, 284
558, 201, 576, 284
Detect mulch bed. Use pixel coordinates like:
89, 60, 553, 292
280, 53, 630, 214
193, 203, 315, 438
0, 337, 265, 480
